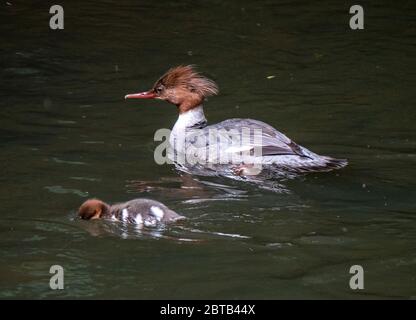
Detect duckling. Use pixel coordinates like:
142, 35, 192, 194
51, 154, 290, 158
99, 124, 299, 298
78, 198, 185, 227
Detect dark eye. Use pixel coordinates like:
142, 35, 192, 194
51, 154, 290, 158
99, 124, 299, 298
155, 86, 163, 94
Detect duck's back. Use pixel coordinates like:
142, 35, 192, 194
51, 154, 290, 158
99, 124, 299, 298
110, 199, 184, 226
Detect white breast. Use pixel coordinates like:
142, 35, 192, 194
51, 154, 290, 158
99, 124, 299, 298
170, 105, 207, 150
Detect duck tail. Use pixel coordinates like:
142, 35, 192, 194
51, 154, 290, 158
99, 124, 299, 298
322, 156, 348, 170
290, 156, 348, 173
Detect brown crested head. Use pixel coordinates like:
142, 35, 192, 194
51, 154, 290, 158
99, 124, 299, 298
78, 199, 110, 220
125, 65, 218, 113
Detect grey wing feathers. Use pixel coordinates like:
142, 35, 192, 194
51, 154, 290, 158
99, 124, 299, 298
204, 118, 310, 158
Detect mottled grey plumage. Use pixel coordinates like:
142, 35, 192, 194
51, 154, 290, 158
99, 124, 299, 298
106, 199, 184, 225
171, 116, 347, 174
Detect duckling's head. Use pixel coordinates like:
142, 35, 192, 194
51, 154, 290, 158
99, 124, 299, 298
78, 199, 110, 220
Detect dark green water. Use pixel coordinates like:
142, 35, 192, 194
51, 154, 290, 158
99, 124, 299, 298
1, 0, 415, 299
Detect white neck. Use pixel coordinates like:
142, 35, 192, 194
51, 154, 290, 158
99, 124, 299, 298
169, 105, 206, 156
172, 105, 206, 131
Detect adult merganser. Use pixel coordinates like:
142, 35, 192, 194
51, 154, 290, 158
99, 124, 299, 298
78, 198, 185, 227
125, 65, 347, 176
